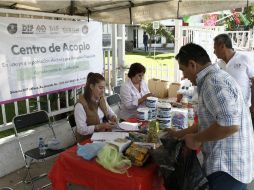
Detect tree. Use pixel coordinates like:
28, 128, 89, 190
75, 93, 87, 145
244, 5, 254, 29
140, 22, 174, 49
222, 6, 254, 31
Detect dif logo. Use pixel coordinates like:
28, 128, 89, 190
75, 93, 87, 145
22, 24, 34, 34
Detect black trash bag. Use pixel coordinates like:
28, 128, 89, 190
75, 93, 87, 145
150, 135, 208, 190
174, 142, 208, 190
150, 136, 181, 190
150, 146, 176, 190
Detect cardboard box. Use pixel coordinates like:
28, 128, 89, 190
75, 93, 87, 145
148, 78, 160, 97
157, 80, 170, 98
148, 79, 171, 98
168, 82, 181, 98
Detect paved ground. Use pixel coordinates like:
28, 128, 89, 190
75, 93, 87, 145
0, 158, 54, 190
0, 157, 88, 190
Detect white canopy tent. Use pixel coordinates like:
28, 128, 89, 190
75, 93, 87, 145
0, 0, 253, 88
0, 0, 253, 24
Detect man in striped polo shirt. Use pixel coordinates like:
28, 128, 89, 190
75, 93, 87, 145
170, 43, 254, 190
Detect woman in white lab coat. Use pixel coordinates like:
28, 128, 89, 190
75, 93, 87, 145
119, 63, 152, 120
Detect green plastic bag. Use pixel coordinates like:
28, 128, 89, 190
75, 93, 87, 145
96, 144, 131, 174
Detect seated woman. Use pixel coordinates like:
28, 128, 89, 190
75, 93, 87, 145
119, 63, 152, 120
74, 73, 117, 142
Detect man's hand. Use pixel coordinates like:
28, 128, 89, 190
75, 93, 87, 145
166, 124, 198, 140
167, 128, 183, 139
184, 133, 202, 150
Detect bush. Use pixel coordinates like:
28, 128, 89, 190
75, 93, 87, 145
125, 41, 134, 52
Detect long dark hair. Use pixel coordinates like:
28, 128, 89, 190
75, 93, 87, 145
84, 73, 105, 109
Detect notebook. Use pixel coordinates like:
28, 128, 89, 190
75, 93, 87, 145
91, 132, 129, 142
109, 139, 132, 152
118, 122, 141, 131
91, 132, 131, 152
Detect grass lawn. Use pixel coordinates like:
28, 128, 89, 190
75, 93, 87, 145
125, 52, 176, 81
125, 52, 175, 66
105, 51, 176, 82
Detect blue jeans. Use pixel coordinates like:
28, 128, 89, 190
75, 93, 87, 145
144, 44, 148, 52
207, 171, 247, 190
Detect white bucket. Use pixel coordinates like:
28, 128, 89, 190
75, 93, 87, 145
157, 103, 171, 118
148, 108, 157, 120
146, 97, 158, 108
137, 107, 149, 121
157, 117, 171, 129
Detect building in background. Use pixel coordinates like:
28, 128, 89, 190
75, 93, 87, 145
125, 19, 176, 50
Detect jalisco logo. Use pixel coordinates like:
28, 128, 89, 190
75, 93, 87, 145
35, 25, 46, 33
7, 23, 17, 34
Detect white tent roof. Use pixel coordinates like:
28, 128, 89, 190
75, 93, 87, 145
0, 0, 253, 24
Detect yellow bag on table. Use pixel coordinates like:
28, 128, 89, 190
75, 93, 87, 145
96, 144, 131, 174
125, 143, 149, 166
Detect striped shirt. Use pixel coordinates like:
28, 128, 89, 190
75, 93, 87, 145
196, 64, 254, 183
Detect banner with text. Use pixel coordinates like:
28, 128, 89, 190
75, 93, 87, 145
0, 17, 103, 103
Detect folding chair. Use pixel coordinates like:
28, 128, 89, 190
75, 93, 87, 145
107, 94, 121, 117
67, 113, 77, 143
113, 85, 121, 95
13, 110, 64, 189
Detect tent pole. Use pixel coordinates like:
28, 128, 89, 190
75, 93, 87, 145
129, 7, 132, 25
112, 24, 117, 88
118, 24, 126, 85
69, 0, 75, 16
129, 1, 134, 25
86, 8, 91, 22
174, 19, 183, 82
177, 0, 182, 19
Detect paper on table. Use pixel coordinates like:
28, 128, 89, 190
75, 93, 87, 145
109, 139, 132, 152
91, 132, 129, 142
118, 122, 141, 131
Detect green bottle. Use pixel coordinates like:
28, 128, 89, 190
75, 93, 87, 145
148, 120, 159, 143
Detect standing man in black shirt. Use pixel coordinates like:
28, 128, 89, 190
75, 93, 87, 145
143, 32, 148, 52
